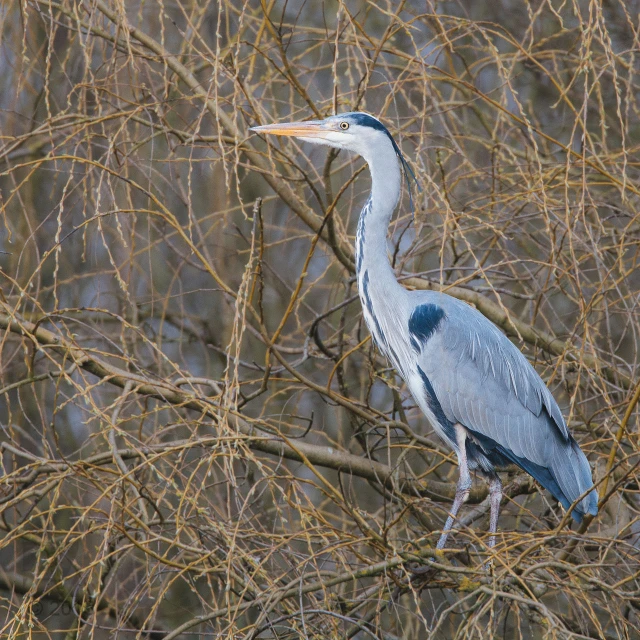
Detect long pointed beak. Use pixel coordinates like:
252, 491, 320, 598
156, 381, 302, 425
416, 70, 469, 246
249, 120, 329, 138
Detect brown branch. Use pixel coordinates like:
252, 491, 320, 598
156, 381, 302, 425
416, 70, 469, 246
55, 0, 632, 392
0, 308, 485, 504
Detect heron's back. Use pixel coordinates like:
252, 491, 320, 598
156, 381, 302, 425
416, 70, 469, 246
407, 292, 598, 521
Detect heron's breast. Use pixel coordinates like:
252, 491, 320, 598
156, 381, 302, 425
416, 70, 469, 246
358, 271, 414, 379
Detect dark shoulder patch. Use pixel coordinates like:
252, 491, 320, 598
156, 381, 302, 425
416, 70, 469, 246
408, 304, 445, 352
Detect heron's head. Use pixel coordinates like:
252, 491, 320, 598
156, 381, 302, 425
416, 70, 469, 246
250, 112, 393, 155
250, 112, 418, 200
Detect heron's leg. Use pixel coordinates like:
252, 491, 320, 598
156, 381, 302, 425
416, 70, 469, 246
488, 473, 503, 550
436, 424, 471, 550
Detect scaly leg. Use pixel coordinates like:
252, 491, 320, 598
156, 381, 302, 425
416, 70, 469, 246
437, 424, 472, 550
488, 473, 503, 550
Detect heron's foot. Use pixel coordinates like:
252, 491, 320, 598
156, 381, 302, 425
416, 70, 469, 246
406, 545, 469, 588
409, 562, 437, 577
386, 565, 437, 601
406, 563, 439, 593
482, 546, 498, 572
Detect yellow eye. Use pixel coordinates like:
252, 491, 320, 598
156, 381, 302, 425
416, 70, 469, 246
339, 122, 349, 130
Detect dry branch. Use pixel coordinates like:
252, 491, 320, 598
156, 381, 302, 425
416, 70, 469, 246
1, 1, 639, 638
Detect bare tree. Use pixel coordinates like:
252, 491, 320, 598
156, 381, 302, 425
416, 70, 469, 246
1, 0, 639, 637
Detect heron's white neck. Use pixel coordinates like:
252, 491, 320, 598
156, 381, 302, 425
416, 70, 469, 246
353, 140, 413, 377
355, 141, 403, 291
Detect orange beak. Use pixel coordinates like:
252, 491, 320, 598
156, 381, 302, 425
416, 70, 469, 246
249, 120, 330, 138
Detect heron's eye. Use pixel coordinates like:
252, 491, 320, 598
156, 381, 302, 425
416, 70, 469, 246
339, 122, 349, 130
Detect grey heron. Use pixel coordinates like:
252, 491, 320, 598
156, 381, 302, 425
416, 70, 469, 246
250, 112, 598, 551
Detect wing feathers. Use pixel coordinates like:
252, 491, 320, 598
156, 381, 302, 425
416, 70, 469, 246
414, 293, 596, 520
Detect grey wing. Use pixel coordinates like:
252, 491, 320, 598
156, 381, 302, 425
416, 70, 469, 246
413, 293, 597, 520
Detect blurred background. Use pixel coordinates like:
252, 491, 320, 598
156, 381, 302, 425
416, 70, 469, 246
1, 0, 639, 637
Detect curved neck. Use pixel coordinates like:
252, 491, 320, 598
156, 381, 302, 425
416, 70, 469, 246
355, 141, 403, 290
354, 141, 412, 375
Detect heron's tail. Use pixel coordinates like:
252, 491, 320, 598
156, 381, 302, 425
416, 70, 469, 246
492, 435, 598, 523
467, 425, 598, 522
549, 436, 599, 522
512, 436, 598, 523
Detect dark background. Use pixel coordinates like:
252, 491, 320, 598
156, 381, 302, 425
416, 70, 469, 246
1, 0, 639, 637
